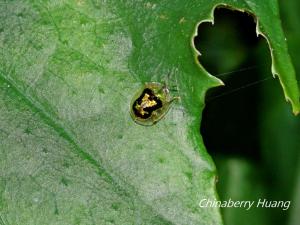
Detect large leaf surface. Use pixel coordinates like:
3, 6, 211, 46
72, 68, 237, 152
0, 0, 298, 224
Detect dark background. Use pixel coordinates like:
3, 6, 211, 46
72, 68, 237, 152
194, 5, 300, 225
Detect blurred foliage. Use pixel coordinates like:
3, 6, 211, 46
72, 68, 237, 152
276, 1, 300, 224
216, 158, 268, 225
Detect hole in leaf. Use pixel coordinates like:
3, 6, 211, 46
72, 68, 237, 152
194, 7, 295, 225
194, 7, 293, 225
195, 7, 271, 161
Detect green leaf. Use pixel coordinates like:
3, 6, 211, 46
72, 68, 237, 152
263, 1, 300, 224
0, 0, 298, 224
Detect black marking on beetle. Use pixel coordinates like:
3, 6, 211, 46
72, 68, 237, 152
132, 88, 163, 119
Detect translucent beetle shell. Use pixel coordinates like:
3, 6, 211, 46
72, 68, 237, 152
130, 82, 177, 126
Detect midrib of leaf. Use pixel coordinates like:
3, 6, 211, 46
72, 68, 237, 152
0, 70, 115, 186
